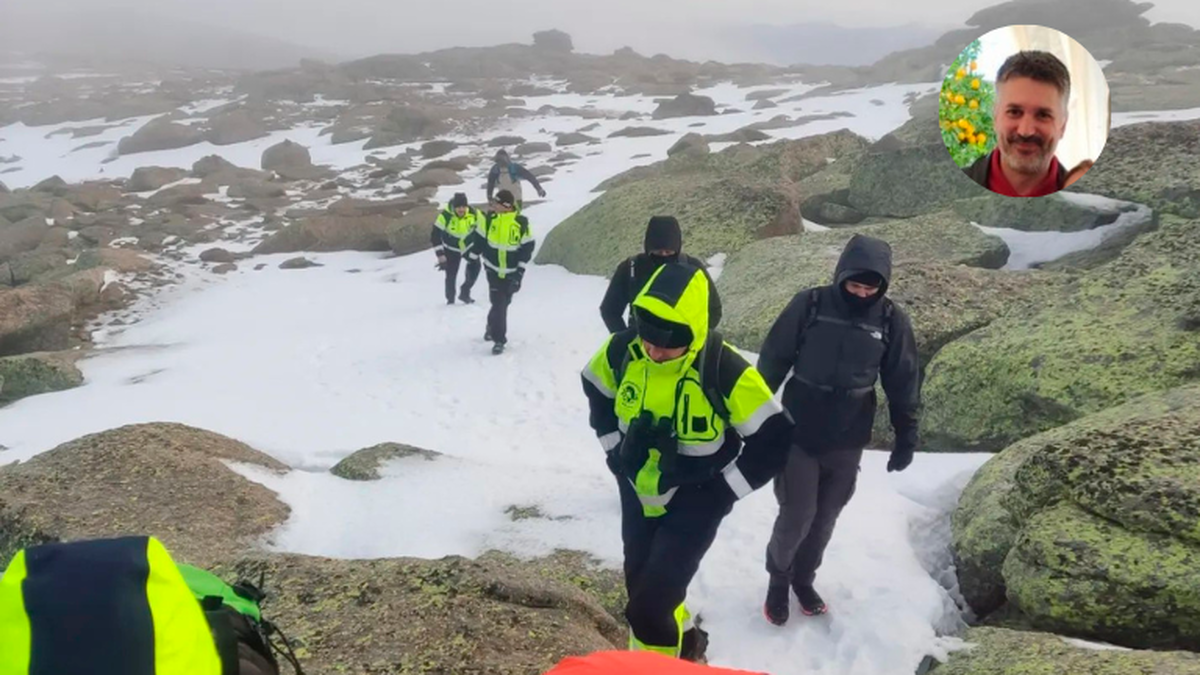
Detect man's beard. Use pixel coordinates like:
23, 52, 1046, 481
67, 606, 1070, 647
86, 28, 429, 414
1002, 133, 1053, 175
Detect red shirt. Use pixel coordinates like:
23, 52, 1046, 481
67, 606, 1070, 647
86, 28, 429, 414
987, 149, 1064, 197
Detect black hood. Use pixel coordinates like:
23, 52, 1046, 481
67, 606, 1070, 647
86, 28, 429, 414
834, 234, 892, 297
644, 216, 683, 254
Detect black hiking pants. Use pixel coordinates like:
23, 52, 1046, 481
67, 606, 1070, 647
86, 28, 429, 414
765, 445, 863, 588
618, 476, 732, 651
486, 271, 518, 344
442, 250, 480, 302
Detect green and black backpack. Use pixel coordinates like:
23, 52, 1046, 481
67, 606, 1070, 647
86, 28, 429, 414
0, 536, 304, 675
178, 564, 305, 675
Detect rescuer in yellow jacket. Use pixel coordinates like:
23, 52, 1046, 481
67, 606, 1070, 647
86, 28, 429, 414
581, 263, 793, 662
466, 189, 534, 355
431, 192, 484, 305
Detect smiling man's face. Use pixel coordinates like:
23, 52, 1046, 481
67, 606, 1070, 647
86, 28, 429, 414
995, 75, 1069, 178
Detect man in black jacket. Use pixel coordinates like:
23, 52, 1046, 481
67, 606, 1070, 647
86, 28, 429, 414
599, 216, 722, 334
755, 234, 921, 625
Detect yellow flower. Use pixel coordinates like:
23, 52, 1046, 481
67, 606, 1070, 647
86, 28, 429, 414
969, 99, 979, 109
956, 68, 966, 79
955, 94, 966, 105
957, 119, 969, 129
958, 132, 967, 141
967, 133, 977, 144
977, 133, 988, 145
971, 78, 981, 90
970, 60, 978, 71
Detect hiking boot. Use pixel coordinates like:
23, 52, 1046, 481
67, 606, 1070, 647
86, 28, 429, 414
764, 583, 790, 626
484, 328, 492, 342
794, 584, 827, 616
680, 626, 708, 664
458, 292, 474, 304
492, 342, 506, 355
446, 297, 455, 305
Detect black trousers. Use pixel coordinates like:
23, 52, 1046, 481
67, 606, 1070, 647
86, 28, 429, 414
765, 446, 862, 587
618, 477, 732, 650
486, 271, 518, 344
442, 250, 480, 302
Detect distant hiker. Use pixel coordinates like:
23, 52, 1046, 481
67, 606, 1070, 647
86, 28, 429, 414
467, 189, 534, 355
486, 149, 546, 210
0, 535, 304, 675
545, 650, 765, 674
432, 192, 484, 305
581, 262, 793, 661
963, 50, 1072, 197
600, 216, 723, 334
755, 234, 921, 625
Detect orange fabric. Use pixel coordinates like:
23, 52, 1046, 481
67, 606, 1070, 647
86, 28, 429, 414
545, 651, 767, 674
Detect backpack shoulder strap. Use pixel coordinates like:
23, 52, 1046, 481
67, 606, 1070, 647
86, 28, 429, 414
795, 288, 821, 361
881, 297, 895, 349
699, 331, 730, 422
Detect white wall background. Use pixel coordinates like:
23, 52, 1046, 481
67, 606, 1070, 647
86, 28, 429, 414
976, 25, 1110, 171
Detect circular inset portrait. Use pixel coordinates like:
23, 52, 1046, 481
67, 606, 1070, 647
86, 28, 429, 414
940, 25, 1110, 198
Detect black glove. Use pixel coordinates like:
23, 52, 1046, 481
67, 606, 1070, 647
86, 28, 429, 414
511, 271, 524, 293
887, 445, 915, 473
605, 448, 623, 476
536, 187, 547, 198
619, 411, 656, 476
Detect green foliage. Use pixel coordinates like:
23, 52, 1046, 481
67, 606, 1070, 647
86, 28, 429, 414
940, 39, 997, 168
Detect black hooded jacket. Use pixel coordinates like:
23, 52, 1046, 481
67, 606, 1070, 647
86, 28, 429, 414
599, 217, 723, 333
756, 234, 921, 454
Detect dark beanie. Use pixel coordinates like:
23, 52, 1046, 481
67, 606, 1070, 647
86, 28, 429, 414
846, 271, 884, 287
450, 193, 469, 208
494, 190, 516, 208
644, 216, 682, 254
634, 306, 693, 349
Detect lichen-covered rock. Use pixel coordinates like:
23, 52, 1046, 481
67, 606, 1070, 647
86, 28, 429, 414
209, 550, 623, 675
652, 93, 717, 119
922, 215, 1200, 452
0, 350, 84, 403
538, 131, 871, 276
387, 206, 439, 256
931, 627, 1200, 674
1003, 503, 1200, 650
253, 215, 392, 254
330, 442, 440, 481
952, 384, 1200, 645
1069, 120, 1200, 218
848, 144, 983, 217
0, 423, 289, 567
717, 212, 1017, 353
952, 192, 1139, 232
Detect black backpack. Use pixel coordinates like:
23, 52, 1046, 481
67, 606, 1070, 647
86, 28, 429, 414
795, 287, 894, 361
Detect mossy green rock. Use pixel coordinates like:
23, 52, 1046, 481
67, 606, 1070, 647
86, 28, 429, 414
210, 550, 624, 675
330, 442, 440, 481
536, 130, 871, 277
922, 215, 1200, 452
1004, 502, 1200, 650
847, 143, 983, 218
717, 212, 1019, 354
0, 351, 84, 404
1069, 120, 1200, 218
931, 627, 1200, 674
953, 384, 1200, 649
952, 192, 1138, 232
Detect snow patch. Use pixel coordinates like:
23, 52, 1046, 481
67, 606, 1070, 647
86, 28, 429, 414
973, 201, 1152, 270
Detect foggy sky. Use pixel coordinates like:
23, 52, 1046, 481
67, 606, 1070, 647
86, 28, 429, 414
8, 0, 1200, 65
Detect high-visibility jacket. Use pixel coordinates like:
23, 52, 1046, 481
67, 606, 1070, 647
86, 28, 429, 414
430, 207, 484, 254
0, 536, 222, 675
466, 210, 535, 279
582, 264, 792, 517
